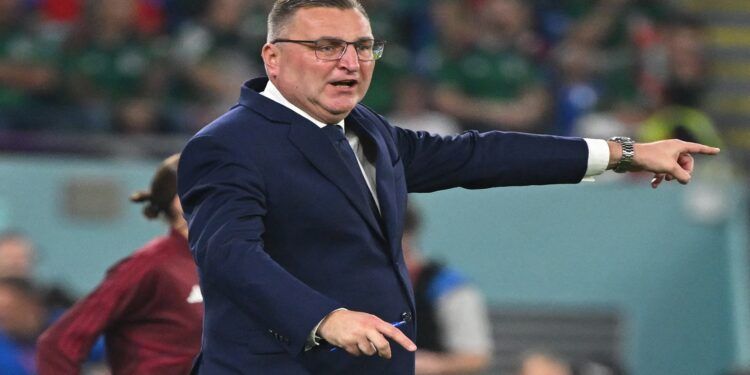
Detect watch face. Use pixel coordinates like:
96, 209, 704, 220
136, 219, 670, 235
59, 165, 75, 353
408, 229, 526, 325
609, 136, 632, 143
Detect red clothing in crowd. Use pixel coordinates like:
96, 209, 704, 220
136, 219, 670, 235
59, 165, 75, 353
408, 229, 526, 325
36, 229, 203, 375
39, 0, 165, 35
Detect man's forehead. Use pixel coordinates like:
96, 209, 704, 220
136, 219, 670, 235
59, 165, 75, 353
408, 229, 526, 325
285, 6, 372, 38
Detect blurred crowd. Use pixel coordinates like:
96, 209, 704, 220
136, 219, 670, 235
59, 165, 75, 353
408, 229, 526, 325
0, 0, 726, 149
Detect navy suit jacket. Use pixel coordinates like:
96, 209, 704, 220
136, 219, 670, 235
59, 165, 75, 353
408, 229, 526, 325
178, 77, 589, 374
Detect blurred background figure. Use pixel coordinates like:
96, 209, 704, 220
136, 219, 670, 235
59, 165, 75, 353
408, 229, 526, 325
0, 231, 76, 318
0, 0, 64, 131
387, 76, 460, 136
402, 203, 493, 375
433, 0, 549, 133
0, 231, 37, 279
637, 13, 723, 148
36, 154, 202, 375
63, 0, 169, 134
358, 0, 412, 114
516, 351, 572, 375
572, 355, 626, 375
169, 0, 262, 133
0, 277, 48, 375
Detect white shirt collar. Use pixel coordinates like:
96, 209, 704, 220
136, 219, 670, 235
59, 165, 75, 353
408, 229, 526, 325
260, 80, 345, 131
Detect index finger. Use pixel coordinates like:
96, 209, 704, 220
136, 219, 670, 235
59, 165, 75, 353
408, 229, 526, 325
682, 142, 720, 155
376, 322, 416, 352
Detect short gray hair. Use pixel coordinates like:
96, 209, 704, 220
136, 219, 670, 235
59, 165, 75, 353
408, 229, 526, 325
267, 0, 369, 42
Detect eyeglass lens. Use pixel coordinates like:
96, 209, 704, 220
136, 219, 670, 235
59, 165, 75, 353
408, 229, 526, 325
315, 39, 384, 61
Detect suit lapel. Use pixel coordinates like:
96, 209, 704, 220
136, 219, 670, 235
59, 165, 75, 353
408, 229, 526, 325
347, 116, 399, 253
288, 120, 386, 242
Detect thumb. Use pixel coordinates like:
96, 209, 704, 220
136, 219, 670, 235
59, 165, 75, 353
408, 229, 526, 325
670, 163, 692, 184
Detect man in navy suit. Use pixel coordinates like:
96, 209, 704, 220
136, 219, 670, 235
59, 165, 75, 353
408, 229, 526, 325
177, 1, 719, 374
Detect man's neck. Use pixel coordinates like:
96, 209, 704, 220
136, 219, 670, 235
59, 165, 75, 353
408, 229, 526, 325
260, 80, 344, 129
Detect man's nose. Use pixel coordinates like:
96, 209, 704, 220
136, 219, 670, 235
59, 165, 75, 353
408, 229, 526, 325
338, 44, 360, 70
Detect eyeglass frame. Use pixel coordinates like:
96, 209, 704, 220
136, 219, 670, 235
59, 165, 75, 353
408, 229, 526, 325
270, 38, 386, 61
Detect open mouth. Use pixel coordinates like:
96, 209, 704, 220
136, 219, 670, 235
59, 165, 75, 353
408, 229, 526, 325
330, 80, 358, 88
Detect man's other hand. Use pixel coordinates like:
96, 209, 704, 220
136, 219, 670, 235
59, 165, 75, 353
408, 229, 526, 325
608, 139, 720, 188
317, 309, 417, 358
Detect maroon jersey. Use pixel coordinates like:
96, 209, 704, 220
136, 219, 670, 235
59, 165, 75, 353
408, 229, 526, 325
37, 229, 203, 375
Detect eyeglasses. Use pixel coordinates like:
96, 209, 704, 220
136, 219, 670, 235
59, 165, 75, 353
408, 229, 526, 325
271, 38, 386, 61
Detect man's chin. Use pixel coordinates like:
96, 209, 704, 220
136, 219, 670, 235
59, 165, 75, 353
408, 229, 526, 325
322, 104, 358, 120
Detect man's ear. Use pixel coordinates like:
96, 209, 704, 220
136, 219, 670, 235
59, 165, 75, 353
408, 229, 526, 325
262, 43, 280, 78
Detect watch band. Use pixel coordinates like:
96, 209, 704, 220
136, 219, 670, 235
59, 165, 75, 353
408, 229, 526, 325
608, 136, 634, 173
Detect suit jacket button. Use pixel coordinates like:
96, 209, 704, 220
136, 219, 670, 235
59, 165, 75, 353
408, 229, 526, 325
401, 312, 412, 322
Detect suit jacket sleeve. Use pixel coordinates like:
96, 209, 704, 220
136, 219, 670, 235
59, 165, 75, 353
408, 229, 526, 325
178, 135, 342, 356
389, 125, 589, 192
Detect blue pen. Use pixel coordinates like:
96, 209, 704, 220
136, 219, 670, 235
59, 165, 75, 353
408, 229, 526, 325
390, 320, 407, 328
329, 320, 407, 352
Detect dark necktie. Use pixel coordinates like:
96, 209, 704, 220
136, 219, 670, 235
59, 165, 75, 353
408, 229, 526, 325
322, 124, 380, 217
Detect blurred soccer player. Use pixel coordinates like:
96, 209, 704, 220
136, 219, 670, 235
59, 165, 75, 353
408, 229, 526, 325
36, 154, 203, 375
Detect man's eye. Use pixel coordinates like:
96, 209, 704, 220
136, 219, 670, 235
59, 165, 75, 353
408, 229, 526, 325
317, 41, 341, 51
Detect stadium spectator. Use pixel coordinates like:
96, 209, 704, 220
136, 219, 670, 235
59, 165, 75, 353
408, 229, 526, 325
427, 0, 476, 60
433, 0, 549, 132
36, 153, 203, 375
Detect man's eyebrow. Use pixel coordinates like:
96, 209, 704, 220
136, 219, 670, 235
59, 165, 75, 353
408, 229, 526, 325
316, 36, 376, 42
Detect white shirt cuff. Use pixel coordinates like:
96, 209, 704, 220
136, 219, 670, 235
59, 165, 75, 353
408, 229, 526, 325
305, 307, 348, 351
582, 138, 610, 182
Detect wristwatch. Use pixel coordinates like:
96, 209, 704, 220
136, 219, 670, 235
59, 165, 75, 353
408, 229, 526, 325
608, 136, 634, 173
